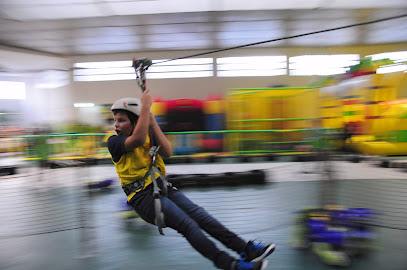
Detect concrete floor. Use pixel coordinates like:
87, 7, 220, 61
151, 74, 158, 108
0, 160, 406, 270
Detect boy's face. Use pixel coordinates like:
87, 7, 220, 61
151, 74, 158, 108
113, 111, 135, 136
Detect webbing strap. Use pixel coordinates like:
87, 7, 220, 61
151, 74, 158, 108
148, 145, 167, 235
149, 168, 166, 235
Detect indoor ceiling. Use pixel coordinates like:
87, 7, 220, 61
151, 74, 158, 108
0, 0, 406, 56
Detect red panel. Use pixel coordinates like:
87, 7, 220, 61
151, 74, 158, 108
167, 99, 203, 111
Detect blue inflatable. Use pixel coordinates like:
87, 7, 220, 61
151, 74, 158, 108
87, 178, 115, 190
291, 206, 377, 266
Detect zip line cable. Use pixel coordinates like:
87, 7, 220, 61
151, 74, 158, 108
153, 13, 407, 65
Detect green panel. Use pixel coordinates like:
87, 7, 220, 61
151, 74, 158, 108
229, 117, 319, 122
342, 111, 356, 116
395, 130, 407, 142
229, 87, 318, 91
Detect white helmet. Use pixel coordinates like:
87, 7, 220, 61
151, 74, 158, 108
111, 97, 141, 116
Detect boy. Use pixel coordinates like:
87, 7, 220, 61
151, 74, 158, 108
107, 90, 275, 270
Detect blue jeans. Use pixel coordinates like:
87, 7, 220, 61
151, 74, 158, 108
130, 177, 247, 270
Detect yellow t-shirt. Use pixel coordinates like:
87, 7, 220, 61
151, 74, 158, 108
110, 135, 166, 201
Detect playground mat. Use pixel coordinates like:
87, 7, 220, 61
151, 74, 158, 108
0, 161, 406, 270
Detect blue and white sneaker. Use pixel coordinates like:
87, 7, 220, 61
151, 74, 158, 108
231, 257, 268, 270
243, 240, 276, 262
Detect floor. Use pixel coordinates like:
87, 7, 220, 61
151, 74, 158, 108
0, 159, 406, 270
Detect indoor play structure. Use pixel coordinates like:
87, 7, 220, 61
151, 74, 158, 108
320, 59, 407, 156
151, 95, 225, 155
149, 87, 323, 160
224, 87, 321, 155
150, 59, 407, 158
4, 57, 406, 166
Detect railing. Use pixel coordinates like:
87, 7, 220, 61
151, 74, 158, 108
1, 127, 341, 162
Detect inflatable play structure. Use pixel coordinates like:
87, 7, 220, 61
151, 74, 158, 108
225, 87, 321, 155
320, 57, 407, 155
291, 206, 377, 267
151, 96, 225, 155
148, 57, 407, 158
150, 88, 323, 159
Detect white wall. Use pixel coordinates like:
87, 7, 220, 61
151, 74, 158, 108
0, 47, 75, 128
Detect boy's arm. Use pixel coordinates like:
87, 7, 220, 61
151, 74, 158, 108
123, 90, 152, 152
149, 112, 173, 158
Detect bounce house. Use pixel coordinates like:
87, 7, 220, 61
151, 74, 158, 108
355, 98, 407, 155
150, 88, 324, 158
151, 96, 225, 155
166, 98, 204, 155
203, 95, 225, 152
225, 87, 321, 155
319, 57, 407, 155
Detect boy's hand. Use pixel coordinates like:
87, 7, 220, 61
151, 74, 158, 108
141, 89, 153, 110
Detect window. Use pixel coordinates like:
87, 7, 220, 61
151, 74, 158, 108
289, 54, 359, 76
368, 51, 407, 62
0, 81, 26, 99
367, 51, 407, 74
217, 56, 287, 77
147, 58, 213, 79
73, 58, 213, 81
73, 61, 135, 82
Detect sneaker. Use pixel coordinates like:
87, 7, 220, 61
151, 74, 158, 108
231, 258, 268, 270
243, 240, 276, 262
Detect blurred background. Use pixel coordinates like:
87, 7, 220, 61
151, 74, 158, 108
0, 1, 407, 270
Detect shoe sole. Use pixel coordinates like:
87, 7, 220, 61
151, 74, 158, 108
251, 243, 276, 262
261, 260, 269, 270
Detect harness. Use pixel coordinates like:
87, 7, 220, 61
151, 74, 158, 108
122, 145, 170, 235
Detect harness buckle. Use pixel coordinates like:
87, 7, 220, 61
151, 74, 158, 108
122, 179, 144, 196
149, 145, 161, 163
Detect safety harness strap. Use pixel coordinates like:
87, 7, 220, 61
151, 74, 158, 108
122, 145, 168, 235
149, 168, 166, 235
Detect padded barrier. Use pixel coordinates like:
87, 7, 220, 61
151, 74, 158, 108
166, 169, 266, 188
0, 166, 16, 176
